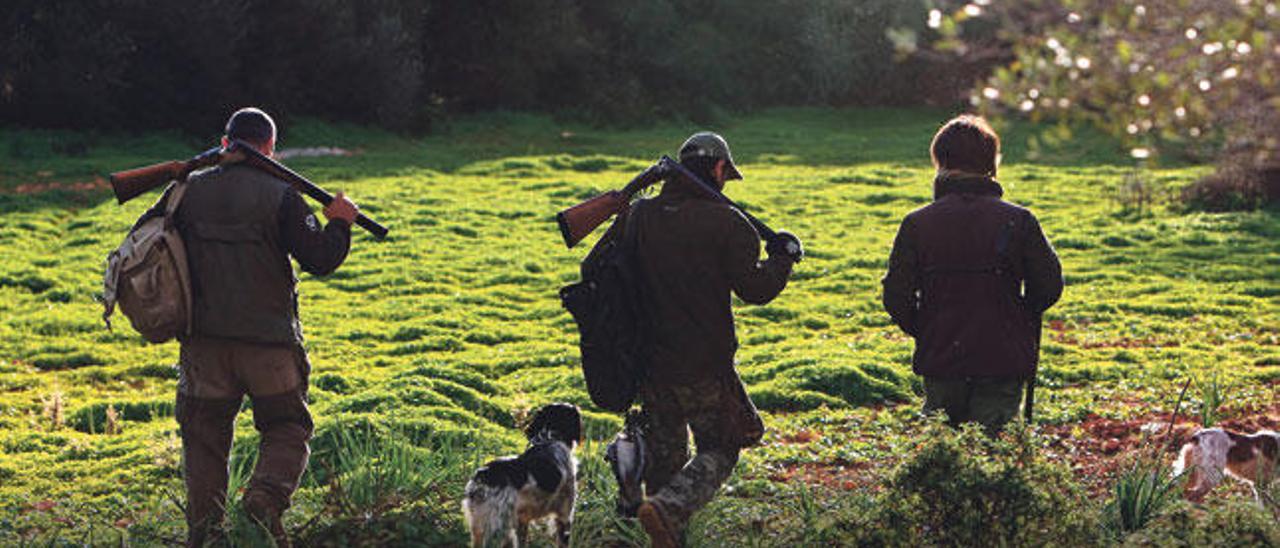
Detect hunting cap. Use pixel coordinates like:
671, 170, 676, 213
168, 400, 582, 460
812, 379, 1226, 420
679, 131, 742, 180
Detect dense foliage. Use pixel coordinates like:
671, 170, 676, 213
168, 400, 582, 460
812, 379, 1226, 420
1, 0, 946, 131
920, 0, 1280, 208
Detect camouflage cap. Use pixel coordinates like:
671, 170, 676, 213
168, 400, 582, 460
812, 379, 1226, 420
678, 131, 743, 180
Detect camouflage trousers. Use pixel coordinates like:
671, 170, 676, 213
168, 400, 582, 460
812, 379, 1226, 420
923, 376, 1025, 434
639, 371, 762, 535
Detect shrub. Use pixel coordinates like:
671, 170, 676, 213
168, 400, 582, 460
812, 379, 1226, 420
863, 423, 1102, 546
925, 0, 1280, 201
1123, 500, 1280, 546
1181, 167, 1271, 212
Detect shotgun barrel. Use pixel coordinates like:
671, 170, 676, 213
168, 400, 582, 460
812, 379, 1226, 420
657, 155, 776, 241
229, 140, 389, 239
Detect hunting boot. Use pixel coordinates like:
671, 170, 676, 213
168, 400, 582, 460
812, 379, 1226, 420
242, 490, 290, 548
638, 500, 680, 548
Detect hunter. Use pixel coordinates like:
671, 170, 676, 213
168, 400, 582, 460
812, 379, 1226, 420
133, 108, 358, 546
595, 132, 802, 547
882, 114, 1063, 434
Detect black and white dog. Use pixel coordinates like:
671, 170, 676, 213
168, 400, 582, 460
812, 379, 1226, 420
464, 403, 582, 547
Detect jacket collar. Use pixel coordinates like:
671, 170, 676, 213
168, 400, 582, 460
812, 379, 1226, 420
933, 170, 1003, 200
659, 172, 721, 202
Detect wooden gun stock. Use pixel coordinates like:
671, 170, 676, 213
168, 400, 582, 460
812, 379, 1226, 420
555, 163, 664, 248
556, 191, 626, 248
109, 161, 187, 204
109, 147, 223, 205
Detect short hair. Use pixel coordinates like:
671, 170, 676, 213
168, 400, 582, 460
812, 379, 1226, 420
930, 115, 1000, 177
224, 107, 276, 146
680, 155, 721, 185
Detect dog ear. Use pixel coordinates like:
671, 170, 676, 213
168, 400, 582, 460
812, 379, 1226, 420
524, 407, 549, 440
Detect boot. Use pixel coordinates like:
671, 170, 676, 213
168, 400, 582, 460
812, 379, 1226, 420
638, 500, 679, 548
242, 490, 291, 548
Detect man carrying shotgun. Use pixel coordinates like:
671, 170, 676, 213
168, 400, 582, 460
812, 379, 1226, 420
132, 108, 357, 546
593, 132, 801, 547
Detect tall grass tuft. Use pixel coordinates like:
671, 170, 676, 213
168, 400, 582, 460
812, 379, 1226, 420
320, 424, 461, 522
1196, 374, 1223, 428
1102, 379, 1192, 538
1102, 461, 1185, 537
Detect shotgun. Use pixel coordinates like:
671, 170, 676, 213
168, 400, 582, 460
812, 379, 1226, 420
556, 155, 778, 248
109, 140, 389, 239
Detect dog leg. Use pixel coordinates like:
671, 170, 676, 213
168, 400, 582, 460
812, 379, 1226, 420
555, 487, 576, 547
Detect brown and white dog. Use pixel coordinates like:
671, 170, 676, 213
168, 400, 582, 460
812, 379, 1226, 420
1173, 427, 1278, 503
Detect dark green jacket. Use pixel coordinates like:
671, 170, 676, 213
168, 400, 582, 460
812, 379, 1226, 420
138, 163, 350, 345
596, 182, 793, 384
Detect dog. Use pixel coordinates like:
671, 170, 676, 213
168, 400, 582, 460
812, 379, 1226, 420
1173, 427, 1278, 503
463, 403, 581, 547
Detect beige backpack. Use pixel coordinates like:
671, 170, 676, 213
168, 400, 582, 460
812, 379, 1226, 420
103, 180, 193, 343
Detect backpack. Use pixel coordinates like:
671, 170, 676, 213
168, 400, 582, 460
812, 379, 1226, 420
102, 180, 193, 343
559, 202, 649, 412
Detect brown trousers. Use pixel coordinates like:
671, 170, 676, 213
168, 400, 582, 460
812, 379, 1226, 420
176, 337, 313, 544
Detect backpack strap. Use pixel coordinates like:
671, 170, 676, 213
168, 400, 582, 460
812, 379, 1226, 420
163, 178, 191, 227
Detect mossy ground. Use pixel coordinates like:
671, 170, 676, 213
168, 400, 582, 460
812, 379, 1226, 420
0, 108, 1276, 544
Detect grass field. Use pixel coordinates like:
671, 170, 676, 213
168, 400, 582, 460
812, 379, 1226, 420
1, 108, 1277, 545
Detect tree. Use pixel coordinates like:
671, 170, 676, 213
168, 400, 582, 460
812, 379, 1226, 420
919, 0, 1279, 206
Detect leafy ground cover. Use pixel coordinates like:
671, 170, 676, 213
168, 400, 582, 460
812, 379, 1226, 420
0, 108, 1276, 545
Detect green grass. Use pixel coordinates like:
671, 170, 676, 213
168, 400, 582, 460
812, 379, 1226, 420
0, 108, 1276, 544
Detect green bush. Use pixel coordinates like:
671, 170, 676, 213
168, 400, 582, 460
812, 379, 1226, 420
863, 424, 1102, 546
1123, 500, 1280, 547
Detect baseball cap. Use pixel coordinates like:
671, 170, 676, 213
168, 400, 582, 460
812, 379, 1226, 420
678, 131, 742, 180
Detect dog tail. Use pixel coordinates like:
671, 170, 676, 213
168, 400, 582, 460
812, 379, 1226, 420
464, 481, 519, 548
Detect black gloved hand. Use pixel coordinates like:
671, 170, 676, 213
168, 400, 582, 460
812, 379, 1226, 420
766, 230, 803, 262
641, 159, 670, 184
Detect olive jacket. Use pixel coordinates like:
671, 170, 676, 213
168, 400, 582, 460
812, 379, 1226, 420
881, 176, 1063, 379
136, 164, 350, 345
589, 181, 794, 385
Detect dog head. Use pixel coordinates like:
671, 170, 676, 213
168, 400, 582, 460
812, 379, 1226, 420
525, 402, 582, 447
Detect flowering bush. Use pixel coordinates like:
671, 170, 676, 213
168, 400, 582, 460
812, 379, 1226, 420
917, 0, 1279, 207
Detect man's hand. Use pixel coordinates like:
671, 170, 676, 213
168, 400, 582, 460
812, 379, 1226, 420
323, 191, 358, 225
642, 159, 670, 184
766, 230, 803, 262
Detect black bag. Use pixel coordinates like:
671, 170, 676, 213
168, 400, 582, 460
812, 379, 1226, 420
559, 203, 649, 412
